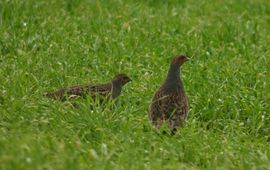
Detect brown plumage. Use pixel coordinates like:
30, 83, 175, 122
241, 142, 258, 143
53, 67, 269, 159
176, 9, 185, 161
46, 74, 131, 101
148, 55, 189, 134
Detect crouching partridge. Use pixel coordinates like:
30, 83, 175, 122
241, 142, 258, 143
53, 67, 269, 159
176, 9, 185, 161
46, 74, 131, 101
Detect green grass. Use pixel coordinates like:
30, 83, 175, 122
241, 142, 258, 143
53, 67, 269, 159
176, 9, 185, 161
0, 0, 270, 169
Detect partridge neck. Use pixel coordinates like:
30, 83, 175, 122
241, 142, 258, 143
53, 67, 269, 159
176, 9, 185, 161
163, 64, 183, 91
112, 82, 121, 99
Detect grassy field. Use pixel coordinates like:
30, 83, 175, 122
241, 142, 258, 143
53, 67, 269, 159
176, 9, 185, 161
0, 0, 270, 169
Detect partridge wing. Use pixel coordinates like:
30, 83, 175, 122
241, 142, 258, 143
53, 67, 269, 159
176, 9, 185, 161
148, 89, 166, 128
168, 90, 189, 130
87, 83, 112, 99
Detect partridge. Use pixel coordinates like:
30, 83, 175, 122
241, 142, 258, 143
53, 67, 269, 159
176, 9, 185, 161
46, 74, 131, 101
148, 55, 189, 133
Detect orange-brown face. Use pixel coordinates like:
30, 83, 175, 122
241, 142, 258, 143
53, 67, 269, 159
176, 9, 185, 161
172, 55, 188, 66
113, 74, 131, 85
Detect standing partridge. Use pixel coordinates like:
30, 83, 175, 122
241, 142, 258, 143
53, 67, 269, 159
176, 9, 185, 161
148, 55, 189, 134
46, 73, 131, 101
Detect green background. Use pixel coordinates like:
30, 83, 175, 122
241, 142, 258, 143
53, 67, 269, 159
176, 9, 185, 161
0, 0, 269, 169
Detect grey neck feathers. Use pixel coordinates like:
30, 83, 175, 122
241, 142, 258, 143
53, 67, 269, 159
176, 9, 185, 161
111, 82, 122, 99
163, 64, 184, 91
